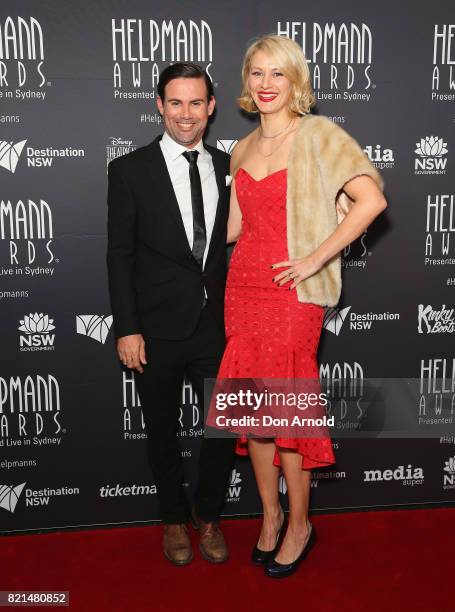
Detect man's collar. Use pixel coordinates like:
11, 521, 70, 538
161, 131, 207, 161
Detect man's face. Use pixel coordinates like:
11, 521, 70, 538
157, 77, 215, 147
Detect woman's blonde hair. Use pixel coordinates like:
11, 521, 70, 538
237, 34, 315, 115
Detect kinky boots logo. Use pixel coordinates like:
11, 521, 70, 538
278, 21, 375, 101
111, 19, 214, 100
417, 304, 455, 334
0, 198, 57, 277
0, 17, 48, 100
424, 194, 455, 266
431, 24, 455, 102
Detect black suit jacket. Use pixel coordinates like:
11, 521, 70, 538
106, 135, 230, 340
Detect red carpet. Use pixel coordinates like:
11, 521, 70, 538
1, 507, 453, 611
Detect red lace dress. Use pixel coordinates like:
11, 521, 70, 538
216, 167, 336, 469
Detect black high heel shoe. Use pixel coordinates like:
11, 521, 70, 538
251, 514, 286, 566
264, 521, 316, 578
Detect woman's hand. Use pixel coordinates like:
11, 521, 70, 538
271, 254, 322, 290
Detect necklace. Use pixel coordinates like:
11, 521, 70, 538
259, 116, 294, 139
257, 118, 295, 158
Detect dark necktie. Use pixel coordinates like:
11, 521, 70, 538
182, 150, 206, 267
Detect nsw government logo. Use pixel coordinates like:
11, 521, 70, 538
443, 456, 455, 490
414, 136, 448, 175
417, 304, 455, 334
18, 312, 55, 351
225, 469, 242, 502
0, 482, 26, 513
76, 315, 113, 344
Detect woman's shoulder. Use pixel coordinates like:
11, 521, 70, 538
230, 129, 258, 171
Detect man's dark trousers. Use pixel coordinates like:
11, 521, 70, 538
136, 301, 235, 524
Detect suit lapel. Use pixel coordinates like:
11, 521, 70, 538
206, 148, 226, 262
147, 136, 192, 254
146, 137, 227, 263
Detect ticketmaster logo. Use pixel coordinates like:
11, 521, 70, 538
0, 482, 26, 513
76, 315, 113, 344
0, 140, 27, 173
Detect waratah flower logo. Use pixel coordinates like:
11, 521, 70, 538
18, 313, 55, 334
443, 457, 455, 475
415, 136, 448, 157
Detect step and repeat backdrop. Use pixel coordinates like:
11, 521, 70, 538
0, 0, 454, 533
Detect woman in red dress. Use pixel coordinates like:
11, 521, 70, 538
216, 35, 386, 577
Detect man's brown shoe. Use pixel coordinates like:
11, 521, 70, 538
192, 512, 229, 563
163, 524, 193, 566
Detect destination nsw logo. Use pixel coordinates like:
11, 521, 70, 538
0, 138, 85, 173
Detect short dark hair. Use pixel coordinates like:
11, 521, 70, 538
157, 62, 214, 101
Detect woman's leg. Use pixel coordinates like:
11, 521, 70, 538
274, 448, 311, 563
248, 438, 284, 549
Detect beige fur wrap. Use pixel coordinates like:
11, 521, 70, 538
286, 114, 384, 307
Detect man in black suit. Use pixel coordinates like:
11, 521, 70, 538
107, 63, 234, 565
